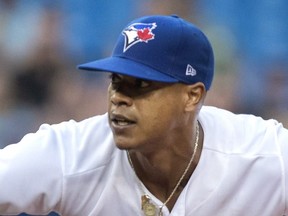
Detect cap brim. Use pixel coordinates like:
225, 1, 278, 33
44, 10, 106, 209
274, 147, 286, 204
78, 56, 178, 83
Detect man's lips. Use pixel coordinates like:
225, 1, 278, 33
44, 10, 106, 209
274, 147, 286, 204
110, 113, 136, 127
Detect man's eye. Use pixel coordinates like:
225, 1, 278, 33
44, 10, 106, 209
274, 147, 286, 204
135, 79, 150, 88
109, 74, 151, 89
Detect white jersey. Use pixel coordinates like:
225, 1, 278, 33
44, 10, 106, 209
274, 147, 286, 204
0, 106, 287, 216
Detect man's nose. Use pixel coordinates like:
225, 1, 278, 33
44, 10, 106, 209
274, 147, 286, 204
110, 88, 133, 106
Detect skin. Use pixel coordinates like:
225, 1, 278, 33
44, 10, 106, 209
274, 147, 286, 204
108, 73, 206, 211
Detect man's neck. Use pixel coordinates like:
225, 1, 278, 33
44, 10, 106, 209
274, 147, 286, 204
127, 124, 204, 211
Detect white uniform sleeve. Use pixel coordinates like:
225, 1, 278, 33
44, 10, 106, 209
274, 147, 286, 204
0, 124, 64, 215
277, 123, 288, 215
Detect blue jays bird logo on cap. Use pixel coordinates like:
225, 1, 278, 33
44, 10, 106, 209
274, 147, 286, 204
122, 22, 157, 52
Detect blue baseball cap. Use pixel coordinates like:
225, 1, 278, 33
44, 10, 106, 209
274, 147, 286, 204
78, 15, 214, 90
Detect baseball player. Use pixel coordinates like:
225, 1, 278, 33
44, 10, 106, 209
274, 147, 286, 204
0, 15, 288, 216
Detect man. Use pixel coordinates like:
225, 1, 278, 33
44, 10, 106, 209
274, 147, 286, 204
0, 15, 287, 216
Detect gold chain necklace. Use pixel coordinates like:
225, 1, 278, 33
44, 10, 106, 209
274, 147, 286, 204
127, 122, 200, 216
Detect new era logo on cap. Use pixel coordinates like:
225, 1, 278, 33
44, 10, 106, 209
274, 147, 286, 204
186, 64, 197, 76
122, 22, 157, 52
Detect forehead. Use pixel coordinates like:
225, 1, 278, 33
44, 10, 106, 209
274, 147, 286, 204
111, 73, 175, 85
112, 73, 142, 80
110, 74, 205, 97
109, 73, 187, 96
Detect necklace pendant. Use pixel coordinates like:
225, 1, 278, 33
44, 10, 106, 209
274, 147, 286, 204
143, 202, 157, 216
141, 195, 150, 210
141, 195, 157, 216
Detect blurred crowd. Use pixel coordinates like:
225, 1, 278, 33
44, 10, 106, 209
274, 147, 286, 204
1, 0, 288, 149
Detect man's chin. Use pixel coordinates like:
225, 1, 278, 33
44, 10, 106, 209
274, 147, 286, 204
114, 141, 132, 150
115, 144, 128, 150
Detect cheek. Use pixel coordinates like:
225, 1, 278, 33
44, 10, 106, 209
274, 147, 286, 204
139, 98, 182, 131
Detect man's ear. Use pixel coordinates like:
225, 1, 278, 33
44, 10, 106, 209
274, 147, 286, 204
184, 82, 206, 112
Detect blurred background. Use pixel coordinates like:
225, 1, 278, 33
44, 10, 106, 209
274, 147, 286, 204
0, 0, 287, 215
0, 0, 287, 146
